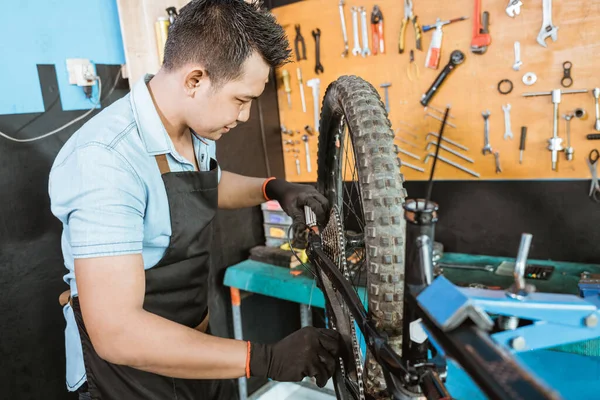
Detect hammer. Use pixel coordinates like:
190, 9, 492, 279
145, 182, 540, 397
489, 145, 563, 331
380, 82, 391, 113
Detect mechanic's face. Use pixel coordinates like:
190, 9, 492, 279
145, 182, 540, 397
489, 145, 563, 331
183, 51, 270, 141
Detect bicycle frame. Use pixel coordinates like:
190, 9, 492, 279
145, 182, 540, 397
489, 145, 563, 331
306, 199, 600, 400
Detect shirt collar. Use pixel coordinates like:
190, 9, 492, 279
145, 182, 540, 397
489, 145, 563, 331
130, 74, 174, 155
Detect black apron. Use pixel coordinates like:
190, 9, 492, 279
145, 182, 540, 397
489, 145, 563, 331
72, 154, 235, 400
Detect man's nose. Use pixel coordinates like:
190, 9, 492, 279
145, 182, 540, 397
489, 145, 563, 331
237, 103, 252, 123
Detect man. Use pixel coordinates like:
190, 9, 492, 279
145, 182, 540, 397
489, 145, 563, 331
49, 1, 342, 399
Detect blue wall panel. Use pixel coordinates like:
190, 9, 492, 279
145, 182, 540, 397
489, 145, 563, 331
0, 0, 125, 115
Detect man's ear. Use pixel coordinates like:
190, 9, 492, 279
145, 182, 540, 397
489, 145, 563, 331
183, 68, 208, 96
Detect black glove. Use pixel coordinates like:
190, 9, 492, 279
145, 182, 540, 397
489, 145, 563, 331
249, 326, 342, 388
265, 179, 329, 226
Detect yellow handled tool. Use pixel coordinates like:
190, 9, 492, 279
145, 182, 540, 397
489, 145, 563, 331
399, 0, 422, 54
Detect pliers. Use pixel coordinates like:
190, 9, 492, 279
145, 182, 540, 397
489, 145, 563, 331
371, 5, 385, 55
399, 0, 422, 54
294, 24, 307, 61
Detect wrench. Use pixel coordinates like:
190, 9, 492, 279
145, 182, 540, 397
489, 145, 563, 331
312, 29, 324, 74
359, 7, 371, 57
339, 0, 349, 57
537, 0, 558, 47
512, 41, 522, 71
502, 104, 513, 140
306, 79, 321, 133
593, 88, 600, 131
494, 152, 502, 173
482, 110, 492, 155
351, 7, 361, 56
505, 0, 522, 18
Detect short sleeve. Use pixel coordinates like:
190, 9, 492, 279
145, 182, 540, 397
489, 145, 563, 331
49, 144, 146, 258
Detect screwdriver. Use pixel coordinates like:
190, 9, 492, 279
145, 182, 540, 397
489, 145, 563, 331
282, 69, 292, 109
519, 126, 527, 164
422, 16, 468, 33
297, 67, 307, 113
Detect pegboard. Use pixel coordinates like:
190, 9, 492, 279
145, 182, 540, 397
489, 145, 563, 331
271, 0, 600, 181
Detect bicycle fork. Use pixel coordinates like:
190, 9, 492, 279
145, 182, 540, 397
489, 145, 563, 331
401, 199, 447, 393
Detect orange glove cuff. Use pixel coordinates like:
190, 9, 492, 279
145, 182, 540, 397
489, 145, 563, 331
246, 341, 252, 379
262, 177, 276, 201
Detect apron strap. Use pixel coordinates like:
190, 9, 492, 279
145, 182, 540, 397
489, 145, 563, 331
155, 154, 171, 174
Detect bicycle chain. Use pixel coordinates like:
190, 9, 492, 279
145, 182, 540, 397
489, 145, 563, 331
322, 206, 366, 400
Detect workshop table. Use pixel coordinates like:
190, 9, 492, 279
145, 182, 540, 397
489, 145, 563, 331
224, 257, 600, 400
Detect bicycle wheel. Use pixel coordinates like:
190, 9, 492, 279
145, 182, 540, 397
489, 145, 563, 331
316, 76, 407, 399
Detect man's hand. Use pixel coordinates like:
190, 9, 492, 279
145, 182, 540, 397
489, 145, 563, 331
265, 179, 329, 225
249, 326, 342, 387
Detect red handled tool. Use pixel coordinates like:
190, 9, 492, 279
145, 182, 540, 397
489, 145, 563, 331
470, 0, 491, 54
371, 5, 385, 55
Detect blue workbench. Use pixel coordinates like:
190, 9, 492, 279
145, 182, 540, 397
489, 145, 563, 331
224, 257, 600, 399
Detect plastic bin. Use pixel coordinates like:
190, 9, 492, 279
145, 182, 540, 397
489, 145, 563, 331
265, 236, 288, 248
262, 210, 293, 225
264, 223, 291, 239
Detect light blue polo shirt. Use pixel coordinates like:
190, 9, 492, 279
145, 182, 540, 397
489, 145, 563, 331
49, 74, 221, 391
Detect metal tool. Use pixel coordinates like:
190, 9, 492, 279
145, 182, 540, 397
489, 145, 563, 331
587, 149, 600, 202
424, 152, 480, 178
380, 83, 391, 113
519, 126, 527, 164
359, 7, 371, 57
425, 113, 456, 128
395, 145, 421, 160
302, 134, 311, 173
426, 141, 474, 163
506, 0, 523, 17
407, 50, 420, 81
312, 29, 324, 74
281, 70, 292, 109
306, 78, 321, 133
523, 72, 537, 86
371, 5, 385, 55
561, 62, 573, 88
351, 7, 361, 56
562, 108, 586, 161
513, 41, 522, 71
494, 151, 502, 173
394, 135, 419, 149
523, 89, 589, 170
421, 50, 465, 106
593, 88, 600, 131
399, 0, 422, 53
295, 155, 301, 175
426, 132, 469, 151
482, 110, 492, 155
537, 0, 558, 47
425, 105, 455, 119
439, 263, 494, 272
563, 114, 574, 161
422, 16, 468, 32
395, 127, 418, 140
502, 104, 513, 140
294, 25, 307, 61
297, 68, 306, 113
401, 161, 425, 172
338, 0, 349, 57
471, 0, 491, 54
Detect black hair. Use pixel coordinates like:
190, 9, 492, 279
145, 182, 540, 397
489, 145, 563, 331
162, 0, 291, 86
